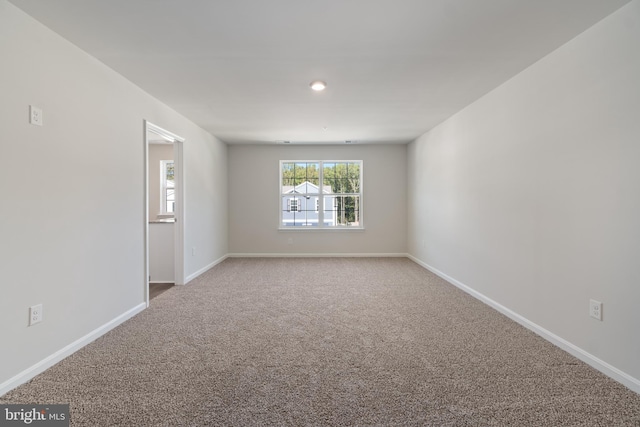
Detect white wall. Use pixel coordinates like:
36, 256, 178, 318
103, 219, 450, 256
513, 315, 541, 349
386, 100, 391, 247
0, 0, 227, 391
228, 144, 407, 255
407, 1, 640, 390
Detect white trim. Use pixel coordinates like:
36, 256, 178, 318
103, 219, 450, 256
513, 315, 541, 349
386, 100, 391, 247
227, 253, 407, 258
143, 122, 150, 307
146, 122, 185, 143
0, 303, 146, 397
185, 254, 229, 283
173, 141, 185, 285
407, 254, 640, 395
278, 226, 365, 231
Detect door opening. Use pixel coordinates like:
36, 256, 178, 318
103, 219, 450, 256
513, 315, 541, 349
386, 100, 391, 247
144, 121, 185, 307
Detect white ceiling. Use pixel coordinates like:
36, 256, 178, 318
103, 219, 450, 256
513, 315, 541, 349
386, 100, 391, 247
9, 0, 631, 145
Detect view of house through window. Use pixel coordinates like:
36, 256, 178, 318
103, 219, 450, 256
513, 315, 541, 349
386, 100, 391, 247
160, 160, 175, 214
280, 160, 362, 228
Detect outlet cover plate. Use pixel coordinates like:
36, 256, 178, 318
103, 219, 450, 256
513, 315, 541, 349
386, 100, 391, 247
29, 105, 43, 126
29, 304, 43, 326
589, 299, 603, 321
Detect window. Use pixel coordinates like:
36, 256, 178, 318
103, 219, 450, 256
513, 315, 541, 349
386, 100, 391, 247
160, 160, 175, 214
288, 198, 299, 212
280, 160, 362, 228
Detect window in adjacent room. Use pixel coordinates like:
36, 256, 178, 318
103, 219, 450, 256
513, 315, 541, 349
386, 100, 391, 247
280, 160, 362, 228
160, 160, 175, 214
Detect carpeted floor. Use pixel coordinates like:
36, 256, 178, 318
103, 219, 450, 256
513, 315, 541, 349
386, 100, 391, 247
2, 258, 639, 426
149, 283, 174, 300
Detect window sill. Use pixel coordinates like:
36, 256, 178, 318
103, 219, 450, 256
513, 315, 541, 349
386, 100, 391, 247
278, 226, 365, 232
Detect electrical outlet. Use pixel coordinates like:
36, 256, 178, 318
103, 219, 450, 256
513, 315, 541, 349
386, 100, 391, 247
287, 238, 293, 245
589, 299, 603, 321
29, 304, 43, 326
29, 105, 43, 126
192, 247, 196, 256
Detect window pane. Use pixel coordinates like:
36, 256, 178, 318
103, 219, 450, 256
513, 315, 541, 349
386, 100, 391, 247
293, 162, 308, 179
307, 163, 320, 180
347, 162, 360, 192
166, 162, 175, 181
325, 195, 360, 226
307, 178, 319, 191
160, 160, 175, 214
284, 162, 320, 192
282, 162, 294, 178
336, 179, 348, 193
166, 188, 175, 213
288, 162, 318, 193
323, 162, 360, 194
298, 181, 319, 194
282, 177, 294, 193
282, 196, 319, 227
323, 163, 336, 188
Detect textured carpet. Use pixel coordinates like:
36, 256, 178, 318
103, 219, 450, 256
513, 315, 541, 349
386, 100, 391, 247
2, 258, 639, 426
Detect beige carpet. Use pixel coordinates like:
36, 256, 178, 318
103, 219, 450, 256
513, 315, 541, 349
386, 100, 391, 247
2, 258, 639, 426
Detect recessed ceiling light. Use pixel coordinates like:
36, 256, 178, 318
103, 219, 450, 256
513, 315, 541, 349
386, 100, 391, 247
310, 80, 327, 91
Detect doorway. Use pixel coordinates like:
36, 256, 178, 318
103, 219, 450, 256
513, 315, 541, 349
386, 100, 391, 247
144, 121, 185, 307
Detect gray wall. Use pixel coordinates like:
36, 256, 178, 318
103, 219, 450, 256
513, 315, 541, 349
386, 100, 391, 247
407, 1, 640, 390
228, 144, 407, 255
0, 0, 228, 389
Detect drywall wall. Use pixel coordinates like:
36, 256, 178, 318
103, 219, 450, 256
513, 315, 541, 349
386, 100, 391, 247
0, 0, 227, 391
407, 1, 640, 389
184, 123, 228, 279
228, 144, 407, 255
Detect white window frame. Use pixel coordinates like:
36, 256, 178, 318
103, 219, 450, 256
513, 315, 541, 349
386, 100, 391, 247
279, 160, 363, 230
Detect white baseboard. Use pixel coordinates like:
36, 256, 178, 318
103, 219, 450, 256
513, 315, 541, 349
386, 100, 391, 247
0, 302, 146, 397
227, 252, 409, 258
184, 254, 228, 283
407, 254, 640, 395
